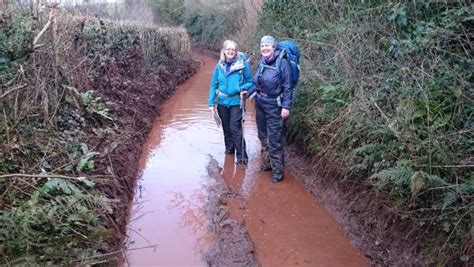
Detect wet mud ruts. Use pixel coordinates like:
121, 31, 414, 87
205, 158, 260, 267
285, 145, 422, 266
99, 57, 199, 255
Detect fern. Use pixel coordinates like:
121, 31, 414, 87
0, 178, 112, 264
370, 164, 414, 188
367, 127, 397, 142
353, 143, 377, 154
456, 182, 474, 194
421, 172, 448, 188
437, 182, 474, 211
439, 191, 458, 211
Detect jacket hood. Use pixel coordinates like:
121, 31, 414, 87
219, 52, 245, 73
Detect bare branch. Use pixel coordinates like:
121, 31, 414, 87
0, 83, 27, 99
33, 7, 56, 47
0, 173, 111, 181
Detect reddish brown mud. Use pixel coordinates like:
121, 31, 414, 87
220, 114, 369, 266
205, 158, 259, 267
285, 147, 424, 266
126, 54, 369, 266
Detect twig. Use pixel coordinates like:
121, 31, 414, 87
68, 244, 159, 263
370, 97, 401, 139
47, 83, 67, 127
0, 173, 111, 181
1, 77, 17, 88
68, 226, 88, 239
2, 106, 9, 143
438, 211, 470, 257
127, 226, 154, 247
0, 83, 28, 99
33, 7, 56, 47
416, 164, 474, 168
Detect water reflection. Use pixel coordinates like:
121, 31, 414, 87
168, 181, 215, 256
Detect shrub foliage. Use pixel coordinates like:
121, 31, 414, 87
1, 5, 192, 264
259, 0, 472, 264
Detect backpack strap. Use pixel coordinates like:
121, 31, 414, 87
274, 50, 288, 103
256, 56, 284, 102
275, 49, 284, 73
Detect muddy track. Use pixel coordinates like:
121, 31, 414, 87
125, 54, 371, 266
205, 158, 260, 267
286, 146, 422, 266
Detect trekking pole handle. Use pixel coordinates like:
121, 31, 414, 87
240, 95, 246, 110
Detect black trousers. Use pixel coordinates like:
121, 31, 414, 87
217, 104, 248, 162
255, 96, 285, 179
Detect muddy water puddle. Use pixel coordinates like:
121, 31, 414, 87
126, 56, 223, 266
126, 55, 368, 266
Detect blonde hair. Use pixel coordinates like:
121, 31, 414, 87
220, 39, 238, 61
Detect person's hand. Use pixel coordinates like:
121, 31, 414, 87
209, 106, 215, 113
240, 91, 249, 99
281, 108, 290, 119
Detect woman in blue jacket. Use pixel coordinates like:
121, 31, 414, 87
208, 40, 253, 164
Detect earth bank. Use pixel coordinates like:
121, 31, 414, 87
0, 9, 197, 263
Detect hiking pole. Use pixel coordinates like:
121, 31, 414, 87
240, 95, 246, 164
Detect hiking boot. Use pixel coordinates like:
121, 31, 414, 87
271, 176, 283, 184
259, 164, 272, 172
235, 159, 248, 165
225, 148, 235, 154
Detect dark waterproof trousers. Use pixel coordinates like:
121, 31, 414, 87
217, 104, 248, 163
255, 96, 285, 180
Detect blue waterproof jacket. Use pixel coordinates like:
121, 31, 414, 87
248, 50, 293, 109
208, 52, 253, 107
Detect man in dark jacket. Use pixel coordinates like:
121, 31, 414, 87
245, 35, 293, 183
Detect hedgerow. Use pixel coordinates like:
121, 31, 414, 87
1, 4, 193, 264
259, 1, 472, 265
